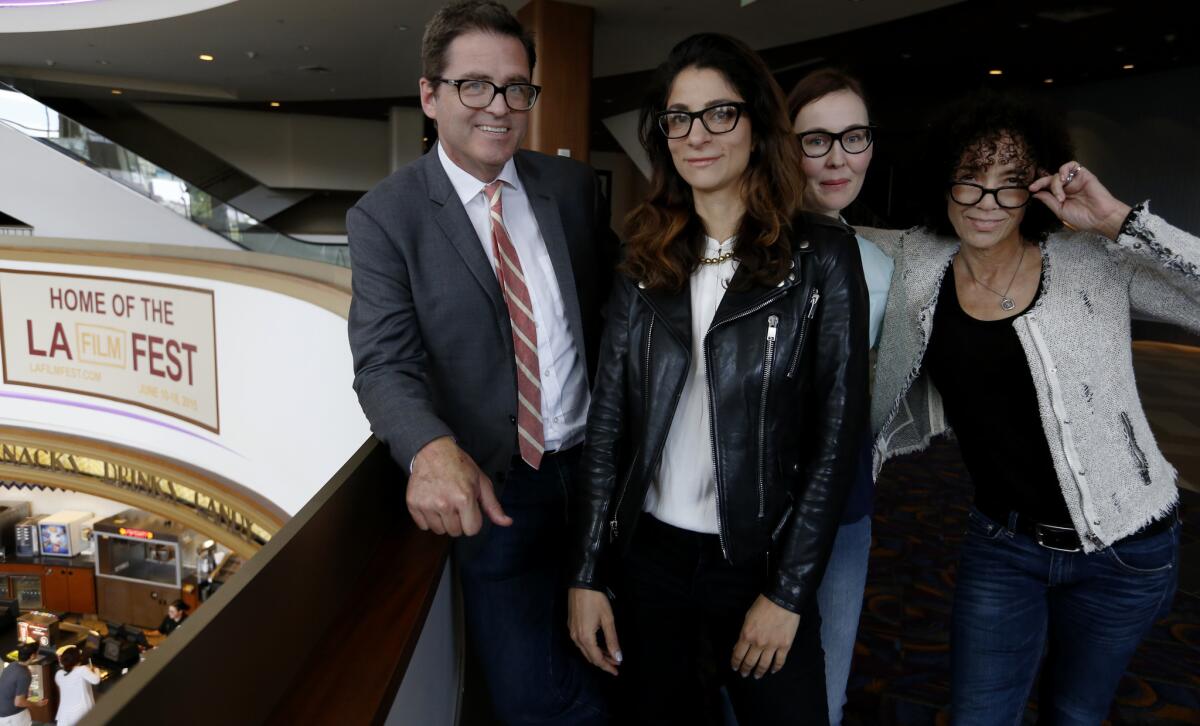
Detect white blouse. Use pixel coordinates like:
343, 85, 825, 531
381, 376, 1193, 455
54, 665, 100, 726
643, 235, 738, 534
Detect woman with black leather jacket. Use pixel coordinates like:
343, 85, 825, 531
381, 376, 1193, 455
566, 33, 868, 725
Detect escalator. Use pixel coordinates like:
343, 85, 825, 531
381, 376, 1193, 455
0, 82, 349, 267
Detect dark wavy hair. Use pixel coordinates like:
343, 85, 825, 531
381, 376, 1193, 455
421, 0, 536, 80
921, 90, 1074, 242
622, 33, 803, 292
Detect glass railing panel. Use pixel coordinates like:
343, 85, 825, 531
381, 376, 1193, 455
0, 83, 350, 267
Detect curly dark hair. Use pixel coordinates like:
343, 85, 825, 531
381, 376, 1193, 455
622, 33, 803, 292
920, 90, 1074, 242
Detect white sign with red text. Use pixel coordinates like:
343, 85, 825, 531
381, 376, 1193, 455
0, 269, 219, 432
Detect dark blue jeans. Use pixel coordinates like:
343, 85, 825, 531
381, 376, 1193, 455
458, 447, 609, 725
951, 508, 1179, 725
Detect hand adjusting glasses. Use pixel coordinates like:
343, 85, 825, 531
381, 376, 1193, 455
433, 78, 542, 111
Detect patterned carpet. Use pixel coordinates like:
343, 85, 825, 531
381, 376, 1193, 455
844, 341, 1200, 725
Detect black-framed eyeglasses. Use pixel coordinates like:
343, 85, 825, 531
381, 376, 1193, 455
432, 78, 542, 111
656, 103, 747, 139
948, 181, 1032, 209
796, 126, 876, 158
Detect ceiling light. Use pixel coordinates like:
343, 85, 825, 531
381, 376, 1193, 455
199, 54, 215, 62
270, 101, 281, 108
111, 89, 123, 95
1122, 64, 1135, 70
1044, 78, 1054, 84
395, 24, 409, 31
988, 69, 1003, 76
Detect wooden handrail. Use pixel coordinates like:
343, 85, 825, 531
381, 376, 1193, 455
81, 438, 449, 725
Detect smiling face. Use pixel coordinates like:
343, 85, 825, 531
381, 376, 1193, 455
946, 134, 1034, 251
419, 31, 531, 182
664, 66, 753, 200
793, 89, 873, 217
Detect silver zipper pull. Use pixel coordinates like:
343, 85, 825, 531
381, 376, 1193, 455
609, 518, 619, 542
767, 314, 778, 341
806, 290, 821, 319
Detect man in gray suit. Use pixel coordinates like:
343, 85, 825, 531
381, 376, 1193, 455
347, 1, 614, 722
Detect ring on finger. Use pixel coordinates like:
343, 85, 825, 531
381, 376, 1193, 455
1063, 164, 1082, 185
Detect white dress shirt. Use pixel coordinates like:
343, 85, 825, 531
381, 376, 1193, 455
437, 143, 588, 451
643, 235, 738, 534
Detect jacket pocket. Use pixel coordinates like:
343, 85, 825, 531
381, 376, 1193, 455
786, 288, 820, 378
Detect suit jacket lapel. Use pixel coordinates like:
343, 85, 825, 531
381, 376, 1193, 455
422, 151, 507, 323
516, 153, 588, 357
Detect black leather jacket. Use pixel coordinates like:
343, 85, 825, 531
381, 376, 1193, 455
571, 214, 868, 613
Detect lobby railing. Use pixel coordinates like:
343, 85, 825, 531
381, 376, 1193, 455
82, 438, 449, 725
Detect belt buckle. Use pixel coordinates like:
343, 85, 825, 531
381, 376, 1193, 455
1034, 523, 1082, 553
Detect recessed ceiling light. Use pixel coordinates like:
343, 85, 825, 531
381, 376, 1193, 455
988, 69, 1004, 76
269, 101, 281, 107
1044, 78, 1054, 84
1122, 64, 1135, 70
395, 24, 409, 31
199, 53, 215, 62
111, 89, 123, 95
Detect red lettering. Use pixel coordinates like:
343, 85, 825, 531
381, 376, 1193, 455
131, 333, 147, 371
148, 335, 165, 378
26, 320, 46, 356
48, 323, 71, 359
166, 339, 182, 382
182, 343, 198, 386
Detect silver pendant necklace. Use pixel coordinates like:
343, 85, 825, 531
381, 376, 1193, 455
958, 243, 1027, 311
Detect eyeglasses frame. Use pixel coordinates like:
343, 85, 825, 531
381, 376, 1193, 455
655, 102, 749, 139
431, 78, 542, 111
795, 125, 877, 158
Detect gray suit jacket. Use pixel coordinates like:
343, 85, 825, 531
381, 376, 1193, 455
347, 147, 617, 492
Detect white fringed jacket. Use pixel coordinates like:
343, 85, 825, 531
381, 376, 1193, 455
862, 204, 1200, 551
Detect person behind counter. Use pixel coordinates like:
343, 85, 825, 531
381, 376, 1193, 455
158, 600, 189, 636
54, 647, 100, 726
0, 642, 39, 726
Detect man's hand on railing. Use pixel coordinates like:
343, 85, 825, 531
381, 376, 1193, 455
407, 437, 513, 536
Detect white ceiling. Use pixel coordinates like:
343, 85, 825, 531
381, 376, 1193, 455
0, 0, 961, 101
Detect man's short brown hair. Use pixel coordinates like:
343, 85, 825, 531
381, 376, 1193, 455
421, 0, 537, 80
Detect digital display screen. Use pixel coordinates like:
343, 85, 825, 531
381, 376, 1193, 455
39, 523, 71, 555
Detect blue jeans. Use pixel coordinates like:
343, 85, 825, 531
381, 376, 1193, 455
816, 515, 871, 726
458, 448, 609, 725
951, 508, 1179, 725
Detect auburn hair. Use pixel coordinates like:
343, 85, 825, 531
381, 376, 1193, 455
621, 33, 804, 292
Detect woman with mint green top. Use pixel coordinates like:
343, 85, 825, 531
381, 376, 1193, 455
788, 69, 892, 726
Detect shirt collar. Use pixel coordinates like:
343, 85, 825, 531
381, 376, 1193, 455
437, 142, 522, 206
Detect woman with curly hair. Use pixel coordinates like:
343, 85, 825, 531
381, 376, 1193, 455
865, 90, 1196, 723
567, 33, 868, 725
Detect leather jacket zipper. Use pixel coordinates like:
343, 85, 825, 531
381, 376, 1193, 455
757, 315, 778, 518
704, 289, 790, 559
609, 314, 655, 542
786, 288, 820, 378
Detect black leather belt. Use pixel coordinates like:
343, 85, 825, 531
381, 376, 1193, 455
980, 505, 1178, 553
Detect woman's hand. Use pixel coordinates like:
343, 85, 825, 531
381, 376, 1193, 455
731, 595, 801, 679
568, 587, 623, 676
1030, 161, 1132, 241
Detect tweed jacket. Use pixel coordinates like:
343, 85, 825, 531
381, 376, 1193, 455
861, 204, 1200, 551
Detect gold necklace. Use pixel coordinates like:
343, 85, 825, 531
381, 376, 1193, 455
699, 250, 735, 265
